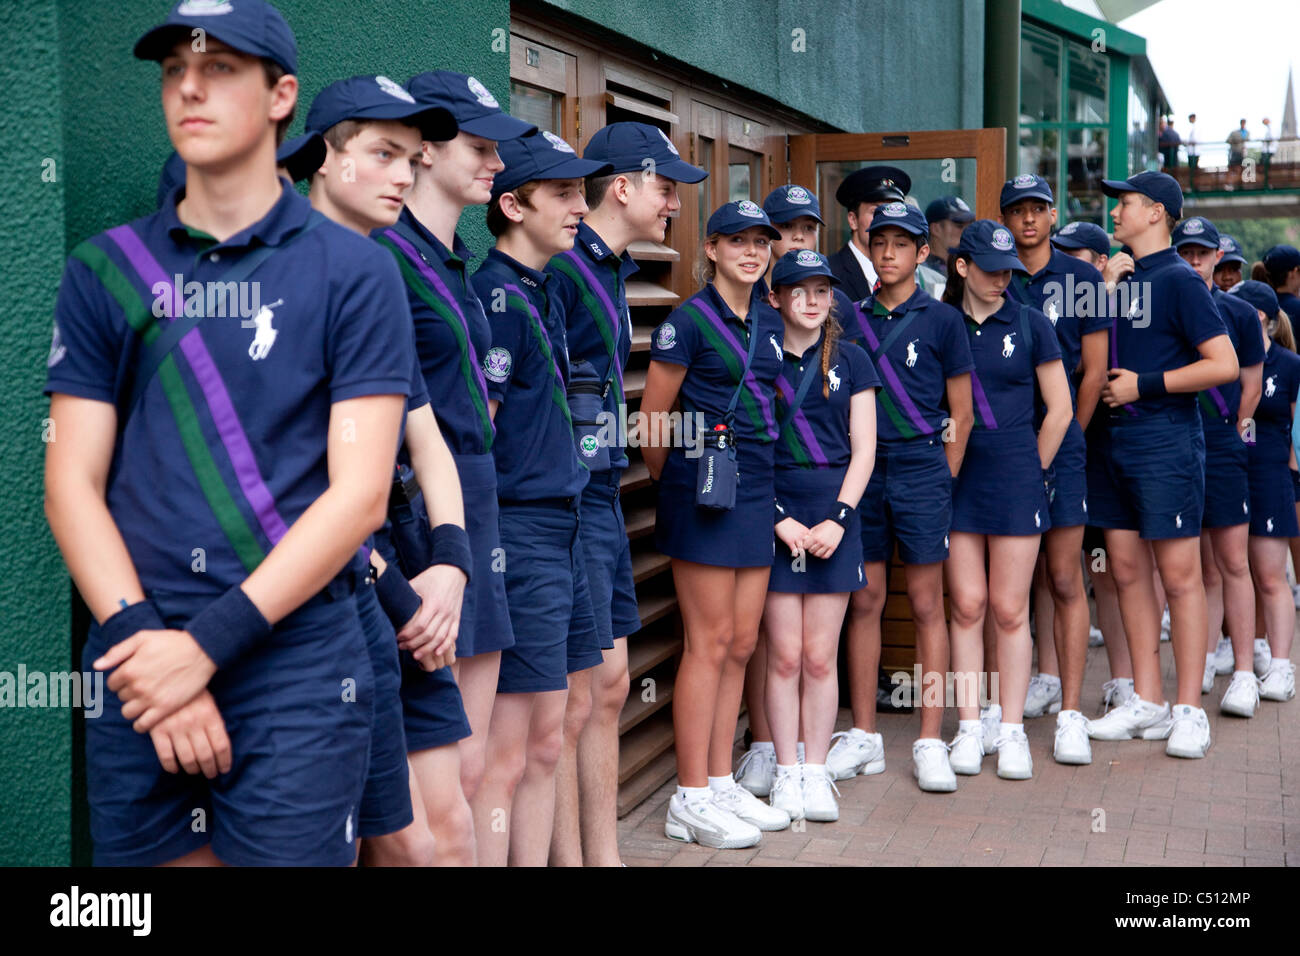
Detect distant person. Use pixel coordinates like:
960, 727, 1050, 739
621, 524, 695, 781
1262, 118, 1273, 171
1159, 117, 1181, 171
923, 195, 975, 278
1186, 113, 1198, 176
1227, 120, 1249, 170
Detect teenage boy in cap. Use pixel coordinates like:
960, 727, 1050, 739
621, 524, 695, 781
156, 131, 326, 207
1170, 217, 1265, 711
1085, 171, 1238, 759
924, 195, 975, 278
46, 0, 413, 866
828, 166, 911, 301
999, 174, 1111, 764
305, 75, 478, 866
1051, 220, 1111, 270
832, 201, 974, 791
545, 121, 704, 866
1214, 235, 1248, 292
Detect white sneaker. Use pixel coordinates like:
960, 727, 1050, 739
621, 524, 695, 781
948, 726, 985, 775
1099, 677, 1135, 714
979, 705, 1002, 753
800, 766, 841, 822
995, 728, 1033, 779
1259, 660, 1296, 701
768, 766, 803, 821
1220, 671, 1261, 717
1254, 639, 1273, 678
1053, 709, 1092, 764
1201, 655, 1216, 694
912, 739, 957, 792
1024, 674, 1063, 718
826, 728, 885, 780
1211, 635, 1234, 675
1088, 625, 1104, 647
712, 781, 790, 831
734, 746, 776, 797
1086, 693, 1171, 740
665, 792, 761, 849
1292, 583, 1300, 609
1160, 608, 1171, 642
1165, 705, 1211, 758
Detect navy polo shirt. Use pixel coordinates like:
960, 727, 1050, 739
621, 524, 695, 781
1199, 287, 1267, 424
1109, 247, 1228, 421
1005, 246, 1111, 386
546, 221, 638, 471
1279, 291, 1300, 328
1253, 343, 1300, 464
841, 285, 974, 445
46, 181, 412, 598
651, 282, 785, 452
774, 335, 879, 469
471, 248, 589, 501
373, 207, 496, 457
962, 296, 1062, 431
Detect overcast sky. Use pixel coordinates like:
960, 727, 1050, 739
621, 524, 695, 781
1118, 0, 1297, 151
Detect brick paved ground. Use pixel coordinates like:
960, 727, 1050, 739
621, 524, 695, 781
618, 638, 1299, 866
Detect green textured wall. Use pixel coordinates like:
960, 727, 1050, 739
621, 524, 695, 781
541, 0, 986, 131
0, 0, 506, 866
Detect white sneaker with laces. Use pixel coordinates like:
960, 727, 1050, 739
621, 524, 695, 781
1024, 674, 1063, 718
1053, 709, 1092, 764
1086, 693, 1171, 740
1220, 671, 1260, 717
1165, 704, 1211, 758
712, 781, 790, 831
1159, 608, 1171, 642
800, 766, 841, 822
912, 738, 957, 792
826, 728, 885, 780
948, 726, 985, 775
1259, 660, 1296, 701
1088, 625, 1104, 647
995, 729, 1033, 779
665, 792, 761, 849
979, 705, 1002, 753
768, 766, 803, 820
1201, 655, 1216, 694
1212, 635, 1234, 675
1254, 639, 1273, 678
1099, 677, 1135, 714
734, 747, 776, 797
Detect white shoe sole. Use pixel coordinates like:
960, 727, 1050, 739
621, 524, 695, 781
858, 756, 886, 776
1086, 720, 1170, 741
1166, 738, 1209, 759
914, 769, 957, 793
1220, 695, 1258, 717
997, 763, 1033, 780
665, 815, 761, 849
1259, 686, 1295, 702
732, 810, 791, 832
949, 752, 983, 775
804, 805, 839, 822
1053, 742, 1092, 765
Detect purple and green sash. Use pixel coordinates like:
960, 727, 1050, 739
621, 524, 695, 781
679, 296, 778, 441
856, 304, 933, 439
550, 250, 625, 409
500, 283, 573, 429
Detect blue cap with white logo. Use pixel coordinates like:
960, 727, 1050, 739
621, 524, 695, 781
868, 201, 930, 239
957, 219, 1027, 273
135, 0, 297, 75
1171, 216, 1220, 250
1217, 234, 1247, 267
156, 130, 326, 207
762, 184, 825, 226
307, 75, 457, 141
925, 195, 974, 224
770, 249, 840, 289
582, 122, 707, 184
1233, 280, 1281, 318
705, 200, 780, 240
405, 70, 536, 141
1101, 170, 1184, 219
1050, 221, 1111, 258
492, 131, 612, 198
999, 173, 1054, 209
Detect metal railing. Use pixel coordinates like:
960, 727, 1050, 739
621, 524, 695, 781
1154, 136, 1300, 195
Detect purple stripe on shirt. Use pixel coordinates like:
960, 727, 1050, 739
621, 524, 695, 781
855, 305, 934, 436
562, 250, 625, 397
106, 225, 291, 547
968, 369, 999, 429
690, 296, 776, 432
1205, 386, 1230, 417
774, 372, 830, 466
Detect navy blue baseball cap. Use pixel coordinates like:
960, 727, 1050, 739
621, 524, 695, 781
307, 75, 456, 141
1171, 216, 1220, 250
925, 195, 974, 224
835, 165, 910, 209
1233, 280, 1281, 317
1101, 170, 1184, 218
135, 0, 297, 75
705, 200, 780, 240
770, 249, 840, 289
581, 122, 707, 184
868, 201, 930, 239
957, 219, 1027, 273
1217, 234, 1248, 267
1000, 173, 1054, 209
763, 184, 825, 226
1050, 220, 1111, 258
156, 130, 326, 206
492, 131, 612, 198
405, 71, 536, 141
1263, 244, 1300, 273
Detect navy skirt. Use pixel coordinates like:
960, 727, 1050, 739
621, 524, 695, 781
654, 445, 776, 568
952, 425, 1050, 536
769, 466, 865, 593
452, 452, 515, 657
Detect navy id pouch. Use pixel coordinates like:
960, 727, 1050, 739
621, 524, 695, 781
568, 358, 612, 471
694, 316, 761, 511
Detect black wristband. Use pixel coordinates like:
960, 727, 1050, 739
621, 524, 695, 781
828, 501, 855, 528
186, 586, 272, 671
99, 599, 165, 647
429, 524, 472, 581
374, 566, 422, 630
1136, 371, 1167, 399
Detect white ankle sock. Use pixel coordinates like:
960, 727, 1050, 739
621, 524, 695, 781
1000, 721, 1024, 737
708, 774, 735, 792
958, 719, 981, 734
678, 785, 711, 802
775, 763, 799, 776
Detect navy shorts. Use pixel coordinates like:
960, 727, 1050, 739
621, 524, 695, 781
1046, 419, 1088, 530
1087, 410, 1205, 540
85, 591, 373, 867
580, 469, 643, 646
497, 502, 603, 693
770, 465, 866, 593
1201, 418, 1250, 528
355, 583, 415, 838
654, 447, 778, 568
1291, 468, 1300, 502
953, 425, 1050, 536
453, 452, 515, 658
860, 436, 952, 565
399, 652, 471, 752
1248, 458, 1300, 537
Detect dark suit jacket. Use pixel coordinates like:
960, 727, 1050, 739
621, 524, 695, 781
828, 243, 873, 303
